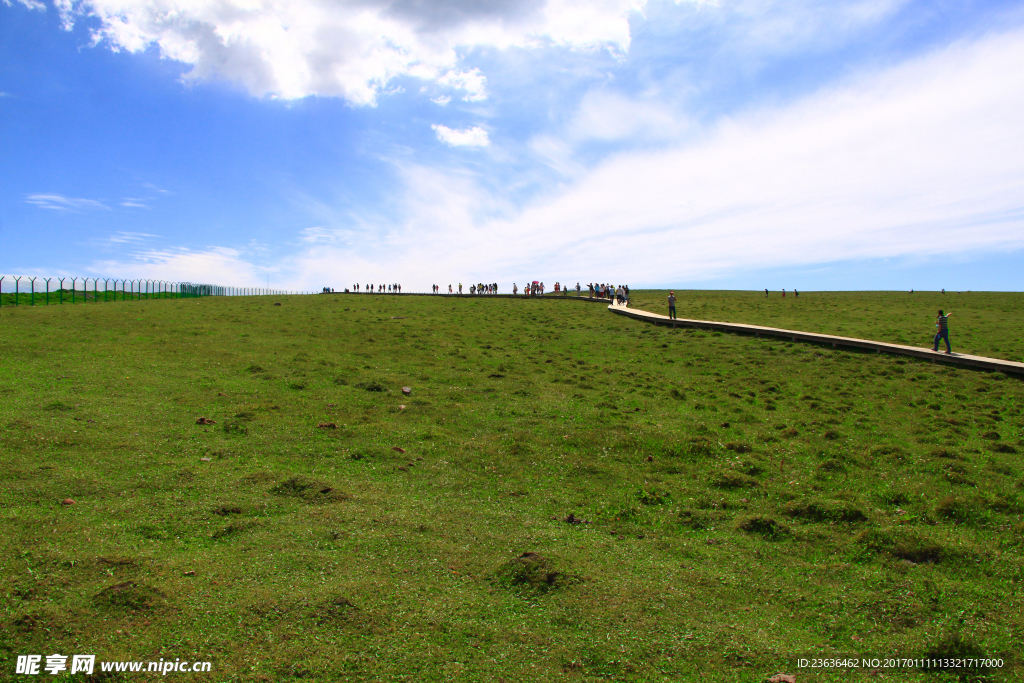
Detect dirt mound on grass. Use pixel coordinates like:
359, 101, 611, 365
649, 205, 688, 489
783, 499, 867, 523
856, 528, 950, 564
93, 582, 167, 612
735, 516, 789, 538
270, 475, 348, 503
492, 552, 582, 593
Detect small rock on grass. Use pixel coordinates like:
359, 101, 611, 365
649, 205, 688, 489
392, 446, 406, 454
768, 675, 796, 683
61, 498, 75, 506
196, 417, 216, 425
318, 422, 338, 429
401, 386, 412, 395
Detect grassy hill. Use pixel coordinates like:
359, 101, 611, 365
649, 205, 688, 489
1, 291, 1021, 681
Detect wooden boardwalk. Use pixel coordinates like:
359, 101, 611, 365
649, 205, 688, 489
597, 301, 1024, 376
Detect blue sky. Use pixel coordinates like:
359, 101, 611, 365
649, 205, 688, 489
2, 0, 1023, 292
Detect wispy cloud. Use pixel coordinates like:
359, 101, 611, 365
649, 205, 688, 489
26, 194, 108, 211
92, 246, 265, 285
432, 124, 490, 148
108, 231, 158, 244
7, 0, 45, 11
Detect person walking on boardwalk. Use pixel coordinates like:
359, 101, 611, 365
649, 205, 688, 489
933, 309, 952, 354
668, 291, 677, 319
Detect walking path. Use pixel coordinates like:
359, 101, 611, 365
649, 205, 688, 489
601, 300, 1024, 376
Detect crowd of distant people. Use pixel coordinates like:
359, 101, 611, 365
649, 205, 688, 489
341, 283, 403, 293
588, 283, 630, 306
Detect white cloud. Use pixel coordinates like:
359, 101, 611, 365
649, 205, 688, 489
500, 27, 1024, 282
431, 95, 451, 106
26, 194, 108, 211
6, 0, 45, 10
568, 89, 687, 142
92, 246, 264, 284
283, 26, 1024, 289
56, 0, 648, 105
437, 68, 488, 102
432, 124, 490, 148
108, 231, 158, 243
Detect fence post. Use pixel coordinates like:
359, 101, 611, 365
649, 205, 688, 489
59, 278, 65, 304
45, 278, 51, 305
0, 276, 4, 308
93, 278, 98, 303
15, 276, 21, 306
30, 277, 37, 306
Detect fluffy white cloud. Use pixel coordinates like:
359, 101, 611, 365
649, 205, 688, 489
436, 68, 488, 102
55, 0, 650, 104
432, 124, 490, 147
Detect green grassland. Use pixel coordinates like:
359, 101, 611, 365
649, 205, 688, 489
628, 290, 1023, 361
1, 291, 1022, 682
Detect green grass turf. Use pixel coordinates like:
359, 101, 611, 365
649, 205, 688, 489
627, 290, 1023, 362
1, 292, 1021, 682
